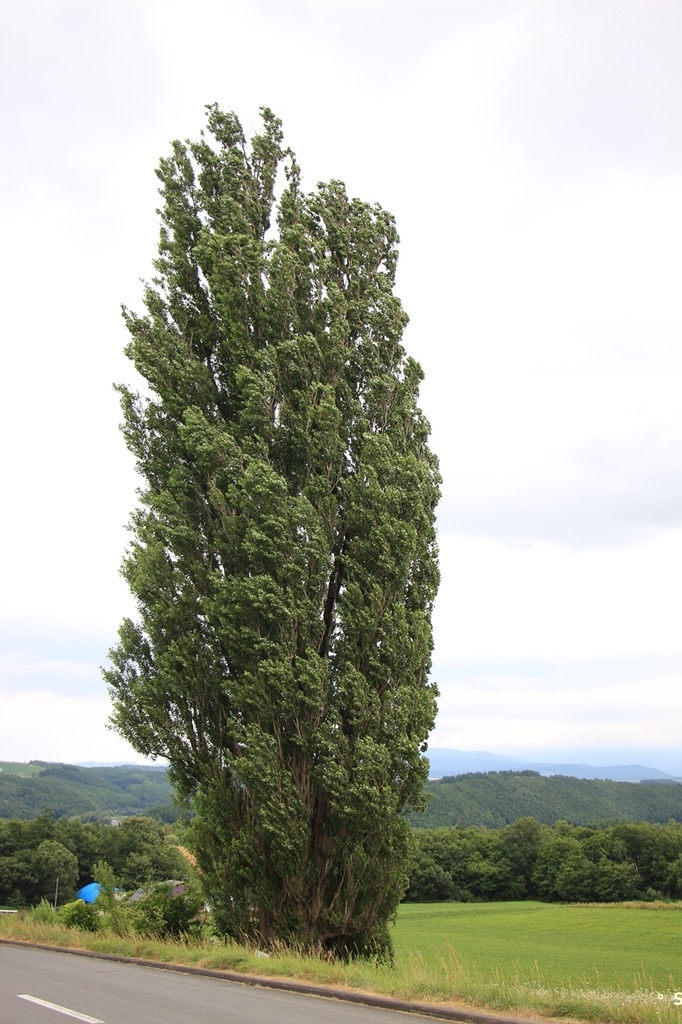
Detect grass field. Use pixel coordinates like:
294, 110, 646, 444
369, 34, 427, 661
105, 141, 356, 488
2, 901, 681, 1023
393, 901, 682, 992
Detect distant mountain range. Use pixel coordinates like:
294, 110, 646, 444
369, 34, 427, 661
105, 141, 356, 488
424, 748, 682, 782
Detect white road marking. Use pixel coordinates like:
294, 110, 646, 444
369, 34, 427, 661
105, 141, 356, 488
17, 994, 104, 1023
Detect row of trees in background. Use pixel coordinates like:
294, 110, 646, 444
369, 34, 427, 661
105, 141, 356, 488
0, 813, 189, 908
406, 818, 682, 903
5, 811, 682, 912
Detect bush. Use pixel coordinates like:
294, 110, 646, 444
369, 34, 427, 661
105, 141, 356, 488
126, 882, 203, 938
59, 900, 100, 932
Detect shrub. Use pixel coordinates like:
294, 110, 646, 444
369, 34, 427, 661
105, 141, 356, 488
126, 882, 203, 938
59, 900, 100, 931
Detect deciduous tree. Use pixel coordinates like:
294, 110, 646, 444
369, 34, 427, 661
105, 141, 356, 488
104, 106, 440, 957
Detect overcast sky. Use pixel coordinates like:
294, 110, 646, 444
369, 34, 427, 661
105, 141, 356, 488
1, 0, 681, 772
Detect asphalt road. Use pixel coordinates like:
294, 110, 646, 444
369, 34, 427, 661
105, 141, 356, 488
0, 945, 447, 1024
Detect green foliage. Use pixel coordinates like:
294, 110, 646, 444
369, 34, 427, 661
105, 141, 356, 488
414, 771, 682, 828
498, 816, 543, 894
104, 105, 440, 958
101, 816, 189, 889
0, 763, 173, 820
93, 859, 126, 934
53, 817, 106, 889
405, 825, 524, 903
126, 881, 203, 938
406, 819, 682, 904
59, 899, 100, 931
0, 812, 80, 907
532, 835, 583, 899
0, 815, 187, 909
33, 839, 79, 904
404, 849, 455, 902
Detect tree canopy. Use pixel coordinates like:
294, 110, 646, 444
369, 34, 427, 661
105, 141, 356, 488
405, 818, 682, 904
0, 813, 188, 908
104, 106, 440, 957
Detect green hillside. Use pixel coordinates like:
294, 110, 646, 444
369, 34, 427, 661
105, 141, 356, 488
0, 762, 174, 821
4, 764, 682, 827
410, 770, 682, 828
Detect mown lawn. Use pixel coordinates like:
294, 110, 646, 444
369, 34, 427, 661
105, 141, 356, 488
393, 901, 682, 992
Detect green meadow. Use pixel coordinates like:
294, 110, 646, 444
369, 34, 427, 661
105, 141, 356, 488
393, 901, 681, 991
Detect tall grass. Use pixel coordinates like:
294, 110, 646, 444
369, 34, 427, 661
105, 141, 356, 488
1, 903, 681, 1024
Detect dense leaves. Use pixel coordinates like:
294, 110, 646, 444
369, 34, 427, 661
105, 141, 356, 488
0, 814, 188, 908
104, 107, 440, 956
126, 881, 204, 938
412, 771, 682, 828
405, 818, 682, 903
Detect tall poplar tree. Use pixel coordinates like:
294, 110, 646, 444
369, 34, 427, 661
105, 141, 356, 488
105, 106, 440, 957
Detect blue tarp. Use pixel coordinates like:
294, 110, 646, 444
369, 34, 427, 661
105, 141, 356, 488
76, 882, 103, 904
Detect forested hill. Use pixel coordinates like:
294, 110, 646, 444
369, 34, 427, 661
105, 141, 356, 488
410, 770, 682, 828
4, 763, 682, 827
0, 762, 174, 821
